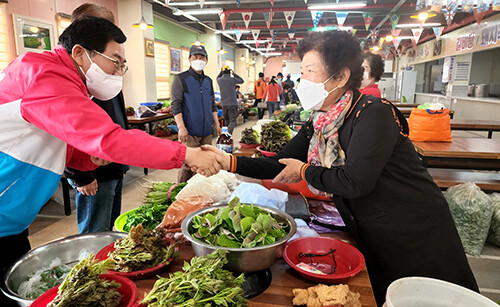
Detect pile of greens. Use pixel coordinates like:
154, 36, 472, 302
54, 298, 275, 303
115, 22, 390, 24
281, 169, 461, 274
260, 121, 293, 153
190, 197, 288, 248
109, 224, 176, 272
48, 255, 121, 307
140, 249, 246, 307
124, 182, 187, 232
239, 128, 260, 145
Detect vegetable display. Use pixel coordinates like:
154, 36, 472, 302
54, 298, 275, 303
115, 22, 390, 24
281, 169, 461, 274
124, 182, 187, 232
260, 121, 293, 153
190, 197, 288, 248
48, 255, 121, 307
140, 249, 246, 307
108, 224, 176, 272
239, 128, 260, 145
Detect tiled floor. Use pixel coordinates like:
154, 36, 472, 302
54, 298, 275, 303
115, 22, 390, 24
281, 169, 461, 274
28, 120, 500, 303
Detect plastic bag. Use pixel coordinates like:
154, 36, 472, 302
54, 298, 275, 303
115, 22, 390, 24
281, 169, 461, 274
135, 105, 157, 118
290, 218, 320, 241
487, 193, 500, 247
230, 182, 288, 211
18, 258, 70, 299
408, 108, 452, 142
176, 171, 238, 204
157, 195, 213, 232
308, 200, 346, 234
445, 182, 494, 256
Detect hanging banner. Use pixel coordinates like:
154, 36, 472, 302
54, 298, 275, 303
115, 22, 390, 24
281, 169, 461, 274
242, 12, 252, 29
351, 28, 358, 36
311, 10, 324, 28
292, 43, 297, 54
462, 0, 474, 13
444, 9, 456, 26
251, 29, 260, 43
360, 39, 366, 49
304, 0, 307, 3
416, 0, 425, 10
412, 28, 422, 43
219, 11, 229, 30
270, 0, 274, 6
494, 0, 500, 10
370, 28, 379, 44
288, 29, 296, 39
430, 0, 442, 12
379, 37, 385, 47
269, 29, 274, 38
235, 28, 242, 41
336, 12, 348, 27
474, 7, 489, 25
373, 0, 377, 3
383, 46, 391, 59
200, 0, 205, 8
446, 0, 459, 13
389, 12, 400, 30
477, 0, 491, 13
391, 29, 401, 37
411, 38, 417, 48
283, 41, 287, 49
393, 38, 400, 50
284, 11, 295, 29
432, 26, 444, 40
236, 0, 240, 8
362, 13, 374, 31
272, 29, 278, 41
263, 11, 274, 29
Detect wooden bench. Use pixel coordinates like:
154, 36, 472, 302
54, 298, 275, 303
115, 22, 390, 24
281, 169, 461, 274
428, 168, 500, 192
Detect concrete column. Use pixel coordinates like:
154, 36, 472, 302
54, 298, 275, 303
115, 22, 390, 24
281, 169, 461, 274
235, 48, 249, 93
118, 0, 157, 107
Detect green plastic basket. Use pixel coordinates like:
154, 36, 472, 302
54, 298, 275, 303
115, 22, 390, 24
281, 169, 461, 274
114, 208, 138, 232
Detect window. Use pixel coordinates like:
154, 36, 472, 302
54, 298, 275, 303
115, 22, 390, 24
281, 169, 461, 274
0, 3, 11, 70
154, 40, 170, 99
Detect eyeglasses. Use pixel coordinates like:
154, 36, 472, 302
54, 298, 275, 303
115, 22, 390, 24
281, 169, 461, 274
298, 248, 337, 275
92, 50, 128, 75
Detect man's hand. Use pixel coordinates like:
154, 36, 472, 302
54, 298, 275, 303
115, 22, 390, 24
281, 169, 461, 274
273, 158, 304, 184
77, 179, 98, 196
185, 147, 221, 176
178, 127, 188, 143
201, 145, 230, 171
214, 125, 222, 136
90, 156, 111, 166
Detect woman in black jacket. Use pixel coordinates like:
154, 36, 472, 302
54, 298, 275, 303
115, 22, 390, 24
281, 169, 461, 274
205, 31, 478, 306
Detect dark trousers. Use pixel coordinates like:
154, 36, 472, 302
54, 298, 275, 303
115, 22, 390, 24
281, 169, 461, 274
222, 105, 238, 135
255, 99, 265, 119
177, 134, 213, 183
0, 229, 31, 306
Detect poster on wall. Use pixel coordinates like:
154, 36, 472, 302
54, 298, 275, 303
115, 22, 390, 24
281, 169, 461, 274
170, 47, 182, 74
12, 14, 55, 55
181, 48, 190, 71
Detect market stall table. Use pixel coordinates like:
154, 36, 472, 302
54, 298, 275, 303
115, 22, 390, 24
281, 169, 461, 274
450, 119, 500, 139
391, 103, 419, 108
133, 233, 377, 307
413, 138, 500, 170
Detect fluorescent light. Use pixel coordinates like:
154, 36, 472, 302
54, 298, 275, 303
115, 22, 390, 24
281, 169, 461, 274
255, 48, 276, 51
215, 29, 251, 35
396, 36, 413, 40
339, 26, 353, 31
265, 52, 282, 56
182, 8, 222, 15
396, 23, 442, 28
308, 1, 366, 10
237, 40, 269, 44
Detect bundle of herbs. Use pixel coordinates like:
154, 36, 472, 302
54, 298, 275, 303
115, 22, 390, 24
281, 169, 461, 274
48, 255, 121, 307
239, 128, 260, 145
109, 224, 176, 272
190, 197, 288, 248
124, 182, 187, 232
140, 249, 246, 307
260, 121, 293, 153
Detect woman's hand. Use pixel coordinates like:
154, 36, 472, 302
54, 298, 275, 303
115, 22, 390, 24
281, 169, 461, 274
273, 158, 304, 184
200, 145, 230, 171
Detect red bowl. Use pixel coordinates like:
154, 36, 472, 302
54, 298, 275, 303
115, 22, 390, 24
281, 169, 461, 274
95, 237, 178, 280
261, 179, 331, 201
283, 237, 365, 284
239, 142, 259, 149
30, 273, 137, 307
256, 146, 277, 157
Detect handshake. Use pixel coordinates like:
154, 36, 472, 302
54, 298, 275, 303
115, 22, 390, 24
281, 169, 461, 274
184, 145, 230, 176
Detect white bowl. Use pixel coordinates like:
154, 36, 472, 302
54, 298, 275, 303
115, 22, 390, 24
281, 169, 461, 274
386, 277, 497, 307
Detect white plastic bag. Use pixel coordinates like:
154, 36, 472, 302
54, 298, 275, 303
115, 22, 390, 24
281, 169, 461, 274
230, 182, 288, 211
176, 171, 238, 204
290, 218, 320, 241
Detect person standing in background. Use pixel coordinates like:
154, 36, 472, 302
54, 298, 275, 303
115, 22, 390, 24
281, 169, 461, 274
64, 3, 130, 234
217, 65, 244, 135
172, 45, 222, 182
283, 73, 295, 89
276, 72, 284, 89
360, 53, 384, 98
282, 83, 299, 105
235, 85, 243, 100
254, 72, 267, 119
263, 76, 282, 117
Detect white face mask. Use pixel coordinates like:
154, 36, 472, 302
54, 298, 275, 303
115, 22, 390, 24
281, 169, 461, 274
296, 75, 338, 111
361, 71, 371, 89
80, 50, 122, 100
191, 59, 207, 72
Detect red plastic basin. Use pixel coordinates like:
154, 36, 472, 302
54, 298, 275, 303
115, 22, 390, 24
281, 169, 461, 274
30, 273, 137, 307
283, 237, 365, 284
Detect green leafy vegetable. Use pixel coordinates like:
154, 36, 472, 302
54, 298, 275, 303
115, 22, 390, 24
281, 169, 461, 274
240, 128, 260, 145
190, 197, 288, 248
260, 121, 293, 153
140, 249, 246, 307
109, 224, 176, 272
48, 255, 121, 307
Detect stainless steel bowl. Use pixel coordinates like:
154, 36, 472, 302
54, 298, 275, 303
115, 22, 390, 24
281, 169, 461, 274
181, 205, 297, 273
1, 231, 126, 307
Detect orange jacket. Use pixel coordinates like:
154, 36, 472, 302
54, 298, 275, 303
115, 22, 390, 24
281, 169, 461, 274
254, 79, 267, 99
263, 82, 282, 102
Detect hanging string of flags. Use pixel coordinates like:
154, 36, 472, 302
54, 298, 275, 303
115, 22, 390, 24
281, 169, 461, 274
310, 11, 323, 28
241, 12, 252, 29
362, 13, 374, 31
389, 12, 400, 30
284, 11, 295, 29
288, 29, 296, 39
432, 26, 444, 40
218, 11, 229, 30
336, 12, 348, 27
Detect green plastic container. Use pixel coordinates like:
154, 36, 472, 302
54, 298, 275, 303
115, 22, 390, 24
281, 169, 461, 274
114, 209, 138, 232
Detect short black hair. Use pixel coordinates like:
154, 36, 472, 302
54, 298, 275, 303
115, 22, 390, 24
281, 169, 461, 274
235, 85, 240, 89
297, 31, 363, 91
363, 53, 385, 82
59, 16, 126, 54
259, 72, 264, 78
277, 72, 283, 77
283, 83, 291, 90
